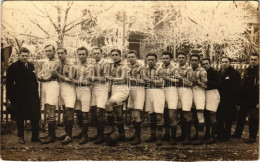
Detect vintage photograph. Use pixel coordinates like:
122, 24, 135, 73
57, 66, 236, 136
1, 1, 259, 161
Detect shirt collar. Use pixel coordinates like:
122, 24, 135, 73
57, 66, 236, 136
114, 61, 124, 67
179, 64, 187, 69
130, 62, 140, 68
162, 63, 172, 69
96, 58, 104, 65
148, 64, 159, 70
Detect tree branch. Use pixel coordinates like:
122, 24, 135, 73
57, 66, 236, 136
62, 2, 73, 33
44, 6, 59, 31
64, 19, 88, 33
28, 18, 51, 36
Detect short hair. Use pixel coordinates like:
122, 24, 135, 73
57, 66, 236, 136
92, 47, 102, 54
250, 53, 259, 59
221, 56, 232, 63
190, 54, 200, 60
177, 51, 187, 57
111, 49, 121, 56
57, 47, 67, 54
146, 53, 157, 60
201, 58, 211, 64
19, 47, 30, 54
77, 47, 88, 55
162, 51, 173, 59
44, 44, 55, 52
128, 50, 138, 56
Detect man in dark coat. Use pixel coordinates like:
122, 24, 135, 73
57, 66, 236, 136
232, 53, 259, 143
217, 56, 241, 142
6, 47, 41, 144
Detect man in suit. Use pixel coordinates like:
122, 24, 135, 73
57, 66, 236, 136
6, 47, 41, 144
232, 53, 259, 143
217, 56, 241, 142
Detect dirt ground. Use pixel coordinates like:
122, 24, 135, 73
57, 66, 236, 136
1, 123, 259, 161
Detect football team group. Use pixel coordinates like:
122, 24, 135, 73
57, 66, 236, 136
6, 45, 259, 146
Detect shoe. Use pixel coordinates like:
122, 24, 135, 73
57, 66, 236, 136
145, 135, 157, 143
31, 137, 41, 142
176, 135, 185, 142
73, 132, 83, 139
88, 134, 98, 141
62, 136, 73, 145
41, 136, 55, 144
79, 136, 88, 145
39, 134, 48, 139
191, 134, 199, 141
191, 138, 203, 145
94, 135, 105, 144
57, 133, 67, 141
206, 138, 216, 144
19, 137, 25, 144
126, 134, 136, 141
216, 136, 226, 142
131, 136, 141, 145
162, 134, 170, 141
182, 138, 190, 145
118, 134, 126, 142
203, 134, 210, 140
231, 134, 241, 139
104, 126, 115, 135
156, 137, 162, 146
169, 138, 176, 145
244, 137, 256, 144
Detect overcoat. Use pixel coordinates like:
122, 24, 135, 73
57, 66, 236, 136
6, 60, 41, 120
218, 66, 241, 106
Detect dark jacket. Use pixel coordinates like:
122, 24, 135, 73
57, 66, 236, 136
239, 65, 259, 108
206, 67, 221, 90
6, 60, 41, 120
219, 66, 241, 106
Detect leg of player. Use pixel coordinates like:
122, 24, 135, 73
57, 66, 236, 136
73, 110, 83, 139
131, 110, 142, 145
104, 101, 116, 135
206, 111, 217, 144
89, 106, 99, 141
41, 104, 56, 144
191, 108, 199, 141
114, 105, 126, 141
163, 107, 170, 141
192, 110, 205, 145
156, 113, 163, 146
79, 112, 90, 145
62, 108, 74, 145
169, 109, 177, 145
145, 112, 157, 143
176, 109, 186, 142
203, 110, 211, 140
182, 111, 192, 145
94, 108, 105, 144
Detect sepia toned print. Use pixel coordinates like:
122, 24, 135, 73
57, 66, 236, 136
1, 1, 259, 161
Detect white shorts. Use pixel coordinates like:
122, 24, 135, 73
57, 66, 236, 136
109, 85, 129, 105
177, 87, 193, 111
91, 84, 109, 109
193, 86, 206, 110
42, 81, 60, 106
145, 89, 165, 114
206, 89, 220, 112
60, 82, 76, 108
128, 86, 145, 110
164, 87, 178, 110
75, 86, 91, 112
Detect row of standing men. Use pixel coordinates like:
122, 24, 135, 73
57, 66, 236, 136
6, 45, 259, 146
